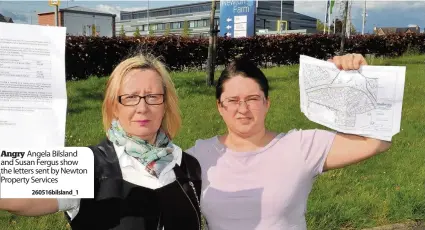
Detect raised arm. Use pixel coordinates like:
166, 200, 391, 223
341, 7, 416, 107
0, 198, 59, 216
324, 133, 391, 171
323, 53, 392, 171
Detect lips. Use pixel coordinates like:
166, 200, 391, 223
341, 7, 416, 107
237, 117, 252, 123
135, 120, 150, 125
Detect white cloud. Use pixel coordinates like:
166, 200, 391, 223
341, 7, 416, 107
351, 0, 425, 10
294, 1, 327, 18
295, 0, 425, 19
94, 4, 147, 20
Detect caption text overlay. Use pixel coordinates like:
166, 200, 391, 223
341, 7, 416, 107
0, 147, 94, 198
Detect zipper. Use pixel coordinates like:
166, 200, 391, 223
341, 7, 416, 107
176, 179, 201, 230
156, 213, 162, 230
188, 181, 201, 208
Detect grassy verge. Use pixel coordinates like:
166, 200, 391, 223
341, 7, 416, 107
0, 55, 423, 230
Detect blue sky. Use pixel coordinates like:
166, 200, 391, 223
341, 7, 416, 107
0, 0, 424, 34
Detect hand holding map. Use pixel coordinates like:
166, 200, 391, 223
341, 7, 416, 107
299, 55, 406, 141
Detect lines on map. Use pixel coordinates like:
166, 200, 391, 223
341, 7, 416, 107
303, 63, 379, 103
299, 55, 405, 141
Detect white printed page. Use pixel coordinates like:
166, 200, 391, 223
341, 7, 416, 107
0, 23, 94, 199
299, 55, 405, 141
0, 22, 67, 148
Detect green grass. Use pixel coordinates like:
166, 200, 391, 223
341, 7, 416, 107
1, 55, 424, 230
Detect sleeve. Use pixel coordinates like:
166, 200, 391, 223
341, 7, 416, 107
57, 198, 80, 211
185, 139, 200, 157
299, 129, 336, 176
185, 145, 195, 156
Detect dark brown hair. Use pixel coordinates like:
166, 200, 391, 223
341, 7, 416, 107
216, 58, 269, 101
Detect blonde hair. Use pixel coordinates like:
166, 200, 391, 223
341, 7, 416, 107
102, 53, 181, 139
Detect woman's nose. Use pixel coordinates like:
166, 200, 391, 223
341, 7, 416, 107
136, 99, 149, 113
237, 101, 249, 113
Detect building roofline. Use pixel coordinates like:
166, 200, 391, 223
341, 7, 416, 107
120, 1, 211, 14
118, 1, 318, 26
61, 8, 116, 17
293, 12, 316, 21
38, 7, 116, 17
375, 26, 420, 29
37, 11, 55, 16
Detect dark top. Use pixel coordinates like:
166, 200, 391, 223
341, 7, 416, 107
64, 138, 202, 230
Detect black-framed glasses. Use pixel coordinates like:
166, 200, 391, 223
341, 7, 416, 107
118, 94, 165, 106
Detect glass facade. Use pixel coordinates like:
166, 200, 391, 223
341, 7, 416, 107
117, 1, 316, 36
120, 3, 214, 21
128, 18, 216, 33
171, 4, 211, 15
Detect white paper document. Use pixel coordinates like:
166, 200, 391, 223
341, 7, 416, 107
299, 55, 406, 141
0, 22, 67, 148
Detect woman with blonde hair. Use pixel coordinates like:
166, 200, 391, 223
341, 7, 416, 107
0, 53, 203, 230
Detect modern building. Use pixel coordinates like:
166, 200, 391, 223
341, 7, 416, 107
38, 6, 116, 37
255, 1, 317, 33
116, 1, 317, 37
0, 13, 14, 23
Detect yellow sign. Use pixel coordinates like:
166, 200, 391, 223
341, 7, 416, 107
277, 20, 288, 31
48, 0, 60, 6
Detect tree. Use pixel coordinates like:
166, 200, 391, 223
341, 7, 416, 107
317, 18, 356, 34
206, 0, 217, 86
91, 24, 96, 36
149, 25, 154, 36
340, 0, 349, 55
119, 25, 126, 37
333, 19, 343, 33
182, 20, 190, 37
133, 26, 141, 37
317, 20, 331, 33
164, 23, 171, 36
347, 20, 356, 34
332, 19, 356, 34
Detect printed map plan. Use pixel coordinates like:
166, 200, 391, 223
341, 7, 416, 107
299, 55, 406, 141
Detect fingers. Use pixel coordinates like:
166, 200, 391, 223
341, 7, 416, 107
332, 56, 343, 70
346, 54, 354, 70
354, 53, 368, 67
353, 54, 361, 69
330, 53, 367, 70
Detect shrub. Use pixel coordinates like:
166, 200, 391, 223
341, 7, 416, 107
65, 33, 425, 80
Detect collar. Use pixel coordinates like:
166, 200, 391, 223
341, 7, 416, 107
113, 142, 183, 181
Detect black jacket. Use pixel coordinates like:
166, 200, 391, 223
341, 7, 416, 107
65, 138, 202, 230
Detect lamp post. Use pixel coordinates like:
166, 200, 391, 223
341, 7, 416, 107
147, 0, 150, 32
323, 0, 329, 34
29, 10, 36, 24
280, 0, 283, 32
280, 0, 282, 21
48, 0, 60, 26
362, 0, 367, 35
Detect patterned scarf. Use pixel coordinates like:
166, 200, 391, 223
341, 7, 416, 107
107, 119, 174, 178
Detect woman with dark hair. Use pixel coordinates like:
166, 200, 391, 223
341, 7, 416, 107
187, 54, 391, 230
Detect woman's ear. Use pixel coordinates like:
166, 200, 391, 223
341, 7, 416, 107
217, 100, 224, 116
113, 102, 118, 119
266, 97, 271, 111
